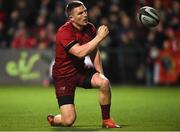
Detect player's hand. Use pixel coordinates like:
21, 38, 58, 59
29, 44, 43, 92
97, 25, 109, 41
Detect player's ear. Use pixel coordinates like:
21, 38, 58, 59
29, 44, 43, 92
69, 10, 75, 22
69, 15, 74, 21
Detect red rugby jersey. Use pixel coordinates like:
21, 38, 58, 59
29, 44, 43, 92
53, 21, 96, 77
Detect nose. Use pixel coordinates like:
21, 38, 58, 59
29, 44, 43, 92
83, 11, 87, 17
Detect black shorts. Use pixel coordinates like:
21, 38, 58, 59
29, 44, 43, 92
53, 68, 97, 106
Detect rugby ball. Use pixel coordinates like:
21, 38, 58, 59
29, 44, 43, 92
138, 6, 160, 28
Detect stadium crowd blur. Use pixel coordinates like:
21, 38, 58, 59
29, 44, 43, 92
0, 0, 179, 86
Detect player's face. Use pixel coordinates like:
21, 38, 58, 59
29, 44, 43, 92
70, 5, 88, 27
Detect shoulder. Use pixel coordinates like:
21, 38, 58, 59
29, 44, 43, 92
57, 22, 75, 36
58, 22, 74, 33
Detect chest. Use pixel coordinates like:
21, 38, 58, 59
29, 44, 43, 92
75, 31, 94, 44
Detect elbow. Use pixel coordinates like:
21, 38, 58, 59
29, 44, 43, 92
70, 49, 88, 58
69, 44, 90, 58
75, 49, 89, 58
76, 52, 86, 58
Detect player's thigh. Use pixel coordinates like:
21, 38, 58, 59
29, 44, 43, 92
77, 68, 96, 88
53, 76, 77, 106
60, 104, 76, 123
91, 73, 110, 88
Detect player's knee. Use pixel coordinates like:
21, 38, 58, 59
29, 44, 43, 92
100, 79, 110, 91
62, 114, 76, 127
102, 79, 110, 87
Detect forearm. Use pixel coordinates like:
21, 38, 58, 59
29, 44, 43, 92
94, 50, 104, 74
90, 49, 104, 74
73, 36, 102, 58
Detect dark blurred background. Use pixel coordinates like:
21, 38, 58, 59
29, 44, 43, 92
0, 0, 179, 86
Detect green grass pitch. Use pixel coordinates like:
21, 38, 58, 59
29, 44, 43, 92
0, 85, 180, 131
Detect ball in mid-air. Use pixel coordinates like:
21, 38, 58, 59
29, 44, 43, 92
138, 6, 160, 28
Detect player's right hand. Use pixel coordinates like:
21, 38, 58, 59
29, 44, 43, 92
97, 25, 109, 41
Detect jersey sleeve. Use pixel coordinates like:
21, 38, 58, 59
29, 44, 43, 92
56, 27, 78, 51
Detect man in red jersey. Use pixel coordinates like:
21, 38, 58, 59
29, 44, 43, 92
47, 1, 120, 128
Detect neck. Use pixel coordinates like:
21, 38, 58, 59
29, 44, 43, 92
71, 22, 83, 31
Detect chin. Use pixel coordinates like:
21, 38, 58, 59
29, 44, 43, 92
83, 22, 88, 26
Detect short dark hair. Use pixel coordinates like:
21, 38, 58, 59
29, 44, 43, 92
65, 1, 84, 17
